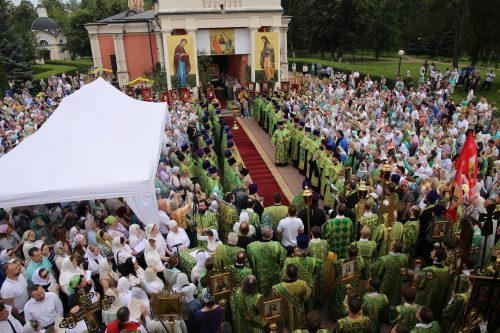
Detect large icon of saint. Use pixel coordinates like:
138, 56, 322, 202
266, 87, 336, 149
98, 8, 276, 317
174, 38, 191, 87
260, 36, 275, 81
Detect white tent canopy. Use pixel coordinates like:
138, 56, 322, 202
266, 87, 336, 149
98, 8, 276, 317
0, 78, 168, 224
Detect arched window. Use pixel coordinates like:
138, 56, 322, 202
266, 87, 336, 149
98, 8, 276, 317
60, 39, 64, 44
39, 40, 49, 46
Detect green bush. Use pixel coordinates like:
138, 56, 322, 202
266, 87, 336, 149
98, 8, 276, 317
32, 64, 78, 81
46, 58, 93, 73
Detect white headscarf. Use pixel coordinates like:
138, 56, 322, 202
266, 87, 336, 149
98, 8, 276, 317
0, 249, 13, 262
117, 277, 132, 306
59, 257, 84, 295
31, 268, 55, 286
195, 251, 207, 269
112, 236, 132, 264
143, 267, 165, 294
173, 273, 193, 293
85, 246, 104, 274
145, 223, 167, 257
129, 225, 145, 250
144, 240, 163, 272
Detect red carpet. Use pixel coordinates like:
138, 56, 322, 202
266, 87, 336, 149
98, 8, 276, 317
224, 117, 289, 206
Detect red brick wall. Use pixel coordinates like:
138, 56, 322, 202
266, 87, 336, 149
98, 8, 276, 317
228, 54, 248, 86
123, 33, 158, 81
98, 35, 115, 70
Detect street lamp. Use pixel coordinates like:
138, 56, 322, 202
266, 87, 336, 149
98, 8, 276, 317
397, 49, 405, 78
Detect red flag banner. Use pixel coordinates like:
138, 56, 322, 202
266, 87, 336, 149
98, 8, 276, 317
446, 132, 478, 222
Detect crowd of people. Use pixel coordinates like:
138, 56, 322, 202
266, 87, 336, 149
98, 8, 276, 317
0, 59, 498, 333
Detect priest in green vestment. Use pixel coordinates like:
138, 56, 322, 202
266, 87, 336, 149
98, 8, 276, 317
213, 232, 244, 270
299, 127, 312, 174
292, 310, 331, 333
282, 235, 324, 306
323, 160, 343, 211
362, 277, 389, 333
442, 280, 471, 333
206, 166, 224, 198
410, 306, 441, 333
352, 226, 377, 276
402, 206, 421, 262
333, 295, 372, 333
415, 247, 451, 320
247, 226, 287, 295
323, 204, 354, 259
359, 200, 379, 233
329, 245, 366, 321
231, 251, 254, 288
272, 120, 292, 166
389, 287, 421, 330
218, 193, 239, 245
272, 263, 312, 332
372, 240, 408, 306
264, 193, 289, 229
230, 275, 265, 333
291, 121, 305, 168
371, 216, 404, 258
194, 199, 219, 232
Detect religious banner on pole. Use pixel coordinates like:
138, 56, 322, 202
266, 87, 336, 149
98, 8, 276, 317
255, 32, 279, 82
210, 29, 235, 55
167, 34, 197, 88
446, 132, 478, 223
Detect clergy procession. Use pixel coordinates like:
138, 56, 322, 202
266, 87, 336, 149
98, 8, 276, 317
0, 61, 498, 333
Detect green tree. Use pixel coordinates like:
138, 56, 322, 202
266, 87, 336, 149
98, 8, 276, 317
0, 58, 8, 96
0, 0, 33, 84
12, 0, 38, 33
64, 8, 95, 57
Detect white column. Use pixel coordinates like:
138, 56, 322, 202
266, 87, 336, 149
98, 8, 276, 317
89, 35, 103, 68
281, 27, 288, 79
113, 33, 129, 86
249, 27, 258, 82
161, 29, 173, 90
155, 32, 165, 70
187, 28, 200, 87
271, 26, 281, 87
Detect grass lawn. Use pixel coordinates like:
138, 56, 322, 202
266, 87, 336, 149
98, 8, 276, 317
290, 57, 499, 103
32, 64, 78, 81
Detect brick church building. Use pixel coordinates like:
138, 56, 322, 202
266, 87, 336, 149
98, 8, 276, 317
85, 0, 290, 89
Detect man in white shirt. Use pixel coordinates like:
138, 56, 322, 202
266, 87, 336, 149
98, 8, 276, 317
0, 262, 28, 318
0, 303, 23, 333
24, 285, 64, 329
277, 205, 304, 248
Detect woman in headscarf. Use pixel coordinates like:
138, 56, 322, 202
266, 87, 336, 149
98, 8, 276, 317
31, 268, 59, 293
89, 199, 107, 220
0, 248, 15, 264
112, 236, 133, 267
30, 215, 54, 245
54, 240, 71, 271
96, 229, 113, 257
117, 277, 132, 306
196, 229, 222, 252
173, 273, 195, 293
129, 224, 146, 251
105, 215, 128, 239
181, 279, 202, 333
101, 266, 123, 325
22, 230, 36, 260
72, 234, 87, 259
85, 244, 104, 277
145, 224, 167, 257
190, 251, 207, 286
144, 239, 166, 273
36, 240, 56, 269
59, 255, 85, 295
106, 307, 142, 333
142, 267, 165, 294
166, 220, 190, 255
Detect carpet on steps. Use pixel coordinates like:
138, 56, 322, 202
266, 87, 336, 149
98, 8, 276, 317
224, 117, 289, 207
